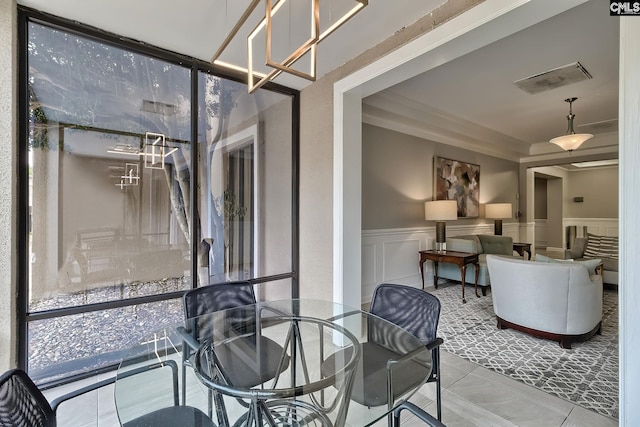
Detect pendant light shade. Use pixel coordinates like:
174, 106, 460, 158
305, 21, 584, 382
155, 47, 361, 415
549, 97, 593, 152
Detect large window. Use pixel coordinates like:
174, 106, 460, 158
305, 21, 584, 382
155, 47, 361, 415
22, 11, 297, 385
196, 72, 294, 302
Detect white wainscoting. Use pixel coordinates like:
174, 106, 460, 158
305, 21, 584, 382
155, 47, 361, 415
563, 218, 619, 238
361, 223, 521, 305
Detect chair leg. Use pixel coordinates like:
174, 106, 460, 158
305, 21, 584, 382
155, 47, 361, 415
213, 389, 229, 426
181, 342, 187, 405
434, 348, 442, 421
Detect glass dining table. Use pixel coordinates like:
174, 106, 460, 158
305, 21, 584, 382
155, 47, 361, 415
114, 299, 432, 427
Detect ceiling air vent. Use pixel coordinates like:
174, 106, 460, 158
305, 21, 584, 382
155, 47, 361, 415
513, 62, 592, 94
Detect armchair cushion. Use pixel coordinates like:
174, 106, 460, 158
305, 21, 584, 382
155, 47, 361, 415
446, 235, 482, 253
477, 235, 513, 256
535, 254, 602, 276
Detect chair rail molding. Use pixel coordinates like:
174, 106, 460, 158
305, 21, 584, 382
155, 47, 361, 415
562, 218, 619, 238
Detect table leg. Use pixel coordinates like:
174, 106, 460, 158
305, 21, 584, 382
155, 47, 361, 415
433, 261, 439, 289
460, 264, 466, 303
474, 261, 480, 298
419, 257, 426, 289
525, 249, 531, 260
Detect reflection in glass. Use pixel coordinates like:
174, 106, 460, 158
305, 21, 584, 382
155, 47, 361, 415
197, 72, 293, 289
28, 22, 192, 310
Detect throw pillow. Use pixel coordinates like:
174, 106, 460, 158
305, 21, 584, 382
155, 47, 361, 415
534, 254, 602, 275
584, 234, 601, 259
585, 233, 619, 260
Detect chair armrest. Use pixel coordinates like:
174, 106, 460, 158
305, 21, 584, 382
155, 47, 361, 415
385, 338, 442, 370
51, 360, 178, 413
565, 237, 587, 259
426, 337, 443, 352
50, 376, 116, 412
564, 248, 580, 259
176, 326, 200, 351
393, 401, 445, 427
385, 346, 431, 370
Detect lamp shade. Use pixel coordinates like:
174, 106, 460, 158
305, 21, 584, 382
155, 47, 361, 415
425, 200, 457, 221
485, 203, 512, 219
549, 133, 593, 151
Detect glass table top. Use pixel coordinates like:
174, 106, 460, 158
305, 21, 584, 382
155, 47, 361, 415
114, 299, 432, 427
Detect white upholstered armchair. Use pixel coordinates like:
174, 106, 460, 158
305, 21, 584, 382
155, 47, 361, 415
486, 255, 603, 349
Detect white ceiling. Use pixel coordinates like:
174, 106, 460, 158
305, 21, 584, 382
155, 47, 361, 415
18, 0, 443, 90
18, 0, 618, 163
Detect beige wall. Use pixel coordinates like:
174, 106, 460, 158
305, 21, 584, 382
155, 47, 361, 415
299, 1, 483, 301
362, 124, 519, 230
566, 166, 618, 218
0, 0, 17, 372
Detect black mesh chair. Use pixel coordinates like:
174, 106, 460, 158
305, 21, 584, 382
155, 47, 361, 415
180, 281, 289, 423
322, 283, 443, 422
0, 362, 214, 427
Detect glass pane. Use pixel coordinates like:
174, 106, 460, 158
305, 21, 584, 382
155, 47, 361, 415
28, 299, 183, 385
27, 22, 192, 311
255, 277, 293, 301
197, 72, 293, 285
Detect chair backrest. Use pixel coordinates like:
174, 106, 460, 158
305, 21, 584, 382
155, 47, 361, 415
369, 284, 441, 346
183, 281, 256, 319
0, 369, 55, 427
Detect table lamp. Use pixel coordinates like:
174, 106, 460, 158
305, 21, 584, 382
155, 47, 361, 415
425, 200, 458, 252
485, 203, 512, 235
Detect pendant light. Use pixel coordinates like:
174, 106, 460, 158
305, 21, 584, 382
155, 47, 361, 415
549, 97, 593, 152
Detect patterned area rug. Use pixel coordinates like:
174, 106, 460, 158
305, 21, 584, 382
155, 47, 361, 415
430, 283, 618, 420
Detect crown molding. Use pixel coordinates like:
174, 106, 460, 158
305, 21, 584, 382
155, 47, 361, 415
363, 90, 619, 165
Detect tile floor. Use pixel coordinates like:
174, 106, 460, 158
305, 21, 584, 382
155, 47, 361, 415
44, 349, 618, 427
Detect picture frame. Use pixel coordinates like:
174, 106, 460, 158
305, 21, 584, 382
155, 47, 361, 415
434, 156, 480, 218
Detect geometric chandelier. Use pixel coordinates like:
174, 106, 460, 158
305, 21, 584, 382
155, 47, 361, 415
211, 0, 368, 93
549, 97, 593, 153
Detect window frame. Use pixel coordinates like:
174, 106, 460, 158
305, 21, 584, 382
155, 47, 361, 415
17, 5, 300, 386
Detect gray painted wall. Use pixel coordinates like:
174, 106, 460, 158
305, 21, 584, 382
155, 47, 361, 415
566, 166, 618, 218
547, 177, 563, 248
535, 177, 547, 219
362, 124, 519, 230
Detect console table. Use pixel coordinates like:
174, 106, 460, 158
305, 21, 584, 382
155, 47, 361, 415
419, 250, 479, 303
512, 242, 532, 260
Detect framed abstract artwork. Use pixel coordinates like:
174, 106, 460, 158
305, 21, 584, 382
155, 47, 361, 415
434, 156, 480, 218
